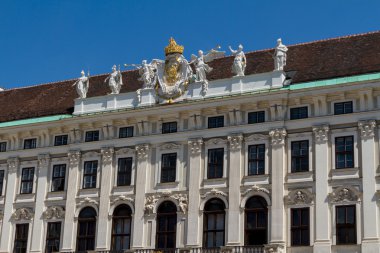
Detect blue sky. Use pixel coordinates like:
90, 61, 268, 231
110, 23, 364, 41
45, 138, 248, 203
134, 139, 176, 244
0, 0, 379, 89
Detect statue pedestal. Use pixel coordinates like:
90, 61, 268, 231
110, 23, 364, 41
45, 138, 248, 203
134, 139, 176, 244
139, 88, 156, 106
271, 70, 286, 88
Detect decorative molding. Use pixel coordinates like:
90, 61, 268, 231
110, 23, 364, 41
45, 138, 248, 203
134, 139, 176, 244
12, 208, 34, 221
115, 147, 135, 156
241, 185, 270, 196
285, 189, 314, 205
43, 206, 65, 220
269, 128, 287, 146
358, 120, 376, 138
38, 153, 50, 168
313, 125, 329, 143
205, 138, 227, 146
329, 186, 361, 203
68, 150, 81, 166
264, 243, 286, 253
144, 192, 188, 215
245, 134, 268, 142
228, 134, 243, 150
159, 143, 181, 151
136, 144, 150, 159
188, 138, 203, 155
82, 151, 100, 159
76, 197, 99, 208
201, 188, 228, 199
110, 195, 135, 206
101, 147, 114, 163
7, 157, 19, 173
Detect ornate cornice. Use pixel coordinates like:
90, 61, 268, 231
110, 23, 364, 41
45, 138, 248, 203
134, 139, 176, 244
68, 150, 81, 166
329, 186, 361, 204
285, 189, 314, 206
135, 144, 150, 159
313, 125, 329, 143
43, 206, 65, 220
358, 120, 376, 139
101, 147, 114, 163
7, 157, 19, 173
228, 134, 243, 150
12, 208, 34, 221
269, 128, 287, 146
241, 185, 270, 197
188, 138, 203, 155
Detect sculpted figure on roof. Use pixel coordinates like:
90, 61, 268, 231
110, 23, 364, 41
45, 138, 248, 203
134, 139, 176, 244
126, 60, 158, 89
105, 65, 123, 94
190, 50, 213, 95
73, 70, 90, 99
274, 38, 288, 71
229, 44, 246, 76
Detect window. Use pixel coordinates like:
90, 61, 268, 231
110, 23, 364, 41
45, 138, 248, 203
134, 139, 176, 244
291, 140, 309, 173
20, 167, 34, 194
245, 196, 268, 246
156, 201, 177, 250
54, 135, 68, 146
162, 122, 177, 134
203, 198, 225, 248
0, 142, 6, 152
161, 153, 177, 183
248, 111, 265, 124
0, 170, 4, 196
83, 161, 98, 189
117, 158, 132, 186
112, 204, 132, 250
119, 126, 134, 138
76, 207, 97, 251
248, 144, 265, 175
207, 148, 224, 179
290, 107, 308, 120
291, 208, 310, 246
46, 222, 61, 253
336, 205, 356, 244
24, 138, 37, 149
14, 224, 29, 253
335, 136, 354, 169
51, 164, 66, 192
334, 101, 353, 115
208, 116, 224, 128
85, 131, 99, 142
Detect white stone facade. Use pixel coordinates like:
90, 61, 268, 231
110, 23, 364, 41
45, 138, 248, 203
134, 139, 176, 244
0, 72, 380, 253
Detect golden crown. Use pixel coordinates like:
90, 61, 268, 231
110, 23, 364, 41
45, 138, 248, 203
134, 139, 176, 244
165, 37, 184, 55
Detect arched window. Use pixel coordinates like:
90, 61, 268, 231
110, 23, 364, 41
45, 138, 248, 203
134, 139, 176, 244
203, 198, 225, 248
76, 207, 97, 251
156, 201, 177, 250
111, 204, 132, 250
245, 196, 268, 246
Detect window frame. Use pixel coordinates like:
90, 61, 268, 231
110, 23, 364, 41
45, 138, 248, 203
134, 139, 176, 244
23, 138, 37, 150
247, 111, 266, 124
207, 148, 225, 179
287, 134, 313, 175
247, 144, 266, 176
20, 167, 35, 194
54, 134, 68, 146
331, 99, 355, 115
244, 135, 269, 179
244, 196, 268, 246
331, 130, 358, 173
84, 130, 100, 142
334, 101, 353, 115
45, 221, 62, 253
0, 170, 5, 196
203, 198, 226, 248
161, 121, 178, 134
204, 138, 228, 182
290, 207, 310, 246
290, 140, 309, 173
51, 164, 66, 192
335, 205, 357, 245
117, 157, 133, 186
0, 141, 7, 152
13, 223, 29, 253
160, 153, 177, 183
82, 161, 98, 189
76, 207, 97, 252
289, 106, 309, 120
119, 126, 134, 138
114, 148, 136, 188
335, 136, 355, 169
111, 205, 132, 251
207, 115, 225, 129
155, 201, 178, 250
155, 144, 182, 187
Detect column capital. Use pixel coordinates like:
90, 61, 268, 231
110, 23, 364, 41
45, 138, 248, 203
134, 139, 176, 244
188, 138, 203, 155
227, 134, 243, 150
38, 153, 50, 168
313, 125, 329, 144
269, 128, 287, 146
7, 157, 19, 173
67, 150, 81, 166
101, 146, 114, 164
358, 120, 376, 139
135, 144, 150, 160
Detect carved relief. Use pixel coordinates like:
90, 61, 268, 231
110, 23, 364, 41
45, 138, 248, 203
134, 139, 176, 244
264, 244, 285, 253
313, 125, 329, 143
188, 138, 203, 155
201, 188, 228, 199
159, 143, 181, 151
329, 186, 361, 203
269, 128, 287, 146
144, 192, 188, 215
245, 134, 268, 142
7, 157, 19, 173
43, 206, 65, 220
38, 153, 50, 168
136, 144, 150, 159
110, 195, 135, 206
101, 147, 114, 163
115, 148, 135, 156
12, 208, 34, 221
205, 138, 227, 146
241, 185, 270, 196
358, 120, 376, 138
228, 134, 243, 150
285, 189, 314, 205
68, 150, 81, 166
76, 197, 99, 208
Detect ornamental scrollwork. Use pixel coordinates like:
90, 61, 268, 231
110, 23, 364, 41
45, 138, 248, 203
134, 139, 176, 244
101, 147, 114, 163
43, 206, 65, 220
76, 197, 99, 208
285, 189, 314, 205
245, 134, 268, 142
201, 188, 228, 199
188, 138, 203, 155
144, 192, 188, 215
312, 125, 329, 143
358, 120, 376, 139
329, 186, 361, 203
241, 185, 270, 197
110, 195, 135, 207
68, 150, 81, 166
269, 128, 287, 146
228, 134, 243, 151
38, 153, 50, 168
136, 144, 150, 159
7, 157, 19, 173
12, 208, 34, 221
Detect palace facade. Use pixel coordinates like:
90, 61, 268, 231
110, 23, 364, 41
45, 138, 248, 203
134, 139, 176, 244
0, 31, 380, 253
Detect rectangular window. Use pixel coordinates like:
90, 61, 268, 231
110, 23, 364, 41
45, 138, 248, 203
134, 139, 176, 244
20, 167, 34, 194
0, 170, 4, 196
162, 122, 178, 134
291, 208, 310, 246
117, 158, 132, 186
334, 101, 353, 115
51, 164, 66, 192
335, 136, 354, 169
54, 135, 68, 146
208, 116, 224, 129
85, 131, 99, 142
14, 223, 29, 253
248, 144, 265, 175
336, 205, 356, 244
83, 161, 98, 189
119, 126, 134, 138
291, 140, 309, 173
290, 107, 308, 120
23, 138, 37, 149
248, 111, 265, 124
46, 222, 61, 253
0, 142, 6, 152
207, 148, 224, 179
161, 153, 177, 183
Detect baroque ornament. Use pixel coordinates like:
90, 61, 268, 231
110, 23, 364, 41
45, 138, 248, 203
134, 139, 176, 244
241, 185, 270, 196
358, 120, 376, 138
229, 44, 246, 76
285, 189, 314, 205
201, 188, 228, 199
136, 144, 150, 159
105, 65, 123, 94
144, 192, 188, 215
329, 186, 361, 203
269, 128, 287, 146
101, 147, 114, 163
7, 157, 19, 173
188, 138, 203, 155
274, 38, 288, 71
68, 150, 81, 166
228, 134, 243, 150
12, 208, 34, 221
110, 195, 134, 206
43, 206, 65, 220
313, 125, 329, 143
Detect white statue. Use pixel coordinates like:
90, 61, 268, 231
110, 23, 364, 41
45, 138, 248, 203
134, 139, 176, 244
229, 44, 246, 76
190, 50, 213, 94
72, 70, 90, 99
104, 65, 123, 94
274, 38, 288, 71
125, 60, 158, 89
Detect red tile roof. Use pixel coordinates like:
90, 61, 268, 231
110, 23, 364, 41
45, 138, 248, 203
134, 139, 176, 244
1, 31, 380, 123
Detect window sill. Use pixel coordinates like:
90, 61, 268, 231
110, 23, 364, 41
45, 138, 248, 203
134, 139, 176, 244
155, 181, 180, 190
242, 174, 269, 185
202, 177, 227, 188
15, 193, 35, 202
286, 171, 313, 183
46, 191, 66, 201
78, 188, 99, 197
112, 185, 134, 194
331, 167, 359, 180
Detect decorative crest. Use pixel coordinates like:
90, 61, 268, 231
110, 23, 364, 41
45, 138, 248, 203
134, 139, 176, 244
329, 186, 361, 203
269, 128, 287, 146
313, 125, 329, 143
165, 37, 184, 55
285, 189, 314, 205
43, 206, 65, 220
12, 208, 34, 221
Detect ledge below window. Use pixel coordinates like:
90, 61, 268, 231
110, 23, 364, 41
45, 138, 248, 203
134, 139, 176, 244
242, 174, 270, 185
15, 193, 35, 203
46, 191, 66, 201
330, 167, 360, 180
77, 188, 99, 198
202, 177, 227, 188
286, 171, 314, 183
112, 185, 135, 194
155, 181, 180, 190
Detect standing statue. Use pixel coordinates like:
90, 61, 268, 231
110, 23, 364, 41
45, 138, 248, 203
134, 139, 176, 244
229, 44, 246, 76
190, 50, 213, 94
104, 65, 123, 94
73, 70, 90, 99
125, 60, 158, 89
274, 38, 288, 71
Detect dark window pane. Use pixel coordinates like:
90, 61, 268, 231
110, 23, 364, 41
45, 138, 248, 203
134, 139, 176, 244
248, 144, 265, 175
85, 131, 99, 142
162, 122, 178, 134
119, 126, 134, 138
203, 199, 225, 248
336, 205, 356, 244
335, 136, 354, 169
14, 224, 29, 253
0, 142, 7, 152
334, 101, 353, 115
117, 158, 132, 186
112, 205, 132, 250
248, 111, 265, 124
46, 222, 61, 253
245, 197, 268, 246
51, 164, 66, 192
291, 140, 309, 173
208, 116, 224, 129
156, 202, 177, 250
83, 161, 98, 189
290, 107, 308, 120
291, 208, 310, 246
54, 135, 68, 146
20, 168, 34, 194
23, 138, 37, 149
161, 153, 177, 183
0, 170, 4, 196
77, 207, 96, 251
207, 148, 224, 179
